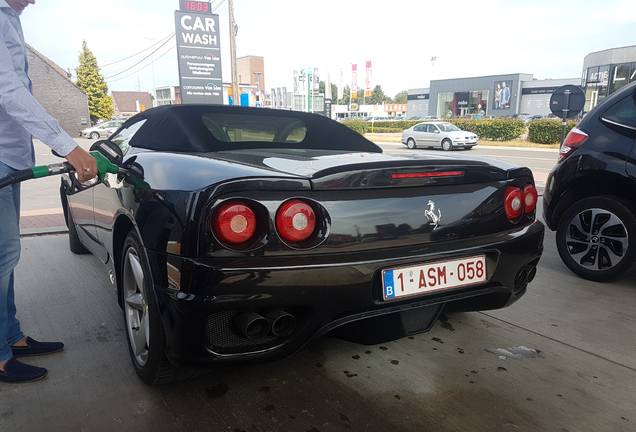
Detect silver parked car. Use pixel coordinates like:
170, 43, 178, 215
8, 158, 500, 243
80, 120, 124, 140
401, 121, 479, 151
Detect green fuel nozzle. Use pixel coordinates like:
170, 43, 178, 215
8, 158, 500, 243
0, 151, 122, 190
89, 151, 121, 181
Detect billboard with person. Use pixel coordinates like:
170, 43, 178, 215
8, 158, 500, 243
493, 80, 512, 109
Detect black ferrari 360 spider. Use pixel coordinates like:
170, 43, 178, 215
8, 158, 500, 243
61, 105, 544, 385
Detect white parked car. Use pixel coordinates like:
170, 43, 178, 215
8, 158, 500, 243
401, 121, 479, 151
80, 120, 124, 140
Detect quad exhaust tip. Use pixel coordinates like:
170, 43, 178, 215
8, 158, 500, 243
265, 310, 297, 337
233, 311, 270, 340
233, 309, 297, 340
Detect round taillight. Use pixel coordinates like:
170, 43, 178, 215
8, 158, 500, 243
213, 202, 257, 244
276, 200, 316, 242
524, 184, 538, 213
504, 187, 523, 220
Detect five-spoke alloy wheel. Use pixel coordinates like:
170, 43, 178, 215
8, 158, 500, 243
120, 230, 206, 385
123, 243, 150, 367
556, 196, 636, 282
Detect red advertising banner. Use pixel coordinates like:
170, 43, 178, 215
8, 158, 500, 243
351, 64, 358, 99
365, 60, 372, 98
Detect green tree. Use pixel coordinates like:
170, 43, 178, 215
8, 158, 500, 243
339, 85, 351, 105
318, 81, 339, 103
394, 90, 408, 104
365, 85, 393, 105
75, 40, 113, 123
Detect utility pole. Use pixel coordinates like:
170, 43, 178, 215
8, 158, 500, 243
229, 0, 239, 105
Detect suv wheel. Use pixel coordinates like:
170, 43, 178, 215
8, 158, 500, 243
556, 196, 636, 282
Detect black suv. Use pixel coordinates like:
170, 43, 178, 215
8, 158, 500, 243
543, 81, 636, 282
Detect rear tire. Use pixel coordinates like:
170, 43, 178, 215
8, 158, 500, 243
407, 138, 416, 149
556, 196, 636, 282
442, 139, 453, 151
122, 230, 207, 385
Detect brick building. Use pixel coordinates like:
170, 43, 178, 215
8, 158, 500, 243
237, 55, 265, 90
111, 91, 154, 118
26, 44, 90, 136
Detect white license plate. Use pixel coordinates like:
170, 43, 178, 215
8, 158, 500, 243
382, 255, 487, 300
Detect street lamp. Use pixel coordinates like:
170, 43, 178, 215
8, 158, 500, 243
430, 56, 437, 83
254, 72, 262, 106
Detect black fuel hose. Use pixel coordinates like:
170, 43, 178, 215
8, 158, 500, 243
0, 162, 74, 190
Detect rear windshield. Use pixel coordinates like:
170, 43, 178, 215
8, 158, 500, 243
124, 105, 382, 153
202, 113, 307, 143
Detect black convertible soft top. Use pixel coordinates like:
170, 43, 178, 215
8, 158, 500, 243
123, 105, 382, 154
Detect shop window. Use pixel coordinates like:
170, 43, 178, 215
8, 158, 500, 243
586, 67, 599, 85
610, 64, 631, 94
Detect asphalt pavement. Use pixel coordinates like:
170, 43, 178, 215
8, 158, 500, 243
2, 205, 635, 432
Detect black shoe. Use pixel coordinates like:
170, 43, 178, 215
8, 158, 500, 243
0, 358, 47, 383
11, 337, 64, 357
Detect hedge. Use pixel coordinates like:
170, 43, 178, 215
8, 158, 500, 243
342, 118, 527, 141
528, 119, 577, 144
341, 120, 369, 134
370, 127, 401, 133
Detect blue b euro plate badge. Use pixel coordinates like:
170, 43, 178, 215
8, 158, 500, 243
383, 270, 396, 299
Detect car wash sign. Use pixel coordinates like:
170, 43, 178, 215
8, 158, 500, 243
175, 3, 222, 104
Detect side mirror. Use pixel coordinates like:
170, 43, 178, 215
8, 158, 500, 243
90, 140, 123, 166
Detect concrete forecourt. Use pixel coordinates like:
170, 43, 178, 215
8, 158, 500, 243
4, 139, 633, 432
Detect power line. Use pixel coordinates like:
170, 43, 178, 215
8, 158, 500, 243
104, 34, 175, 79
98, 32, 175, 68
107, 43, 176, 83
212, 0, 226, 12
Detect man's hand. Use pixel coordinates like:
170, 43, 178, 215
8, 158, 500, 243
65, 146, 98, 183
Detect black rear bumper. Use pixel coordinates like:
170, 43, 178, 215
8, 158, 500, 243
149, 221, 544, 368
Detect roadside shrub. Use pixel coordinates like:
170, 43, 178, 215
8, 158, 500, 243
370, 127, 403, 133
344, 118, 526, 141
341, 119, 368, 135
528, 119, 577, 144
449, 119, 526, 141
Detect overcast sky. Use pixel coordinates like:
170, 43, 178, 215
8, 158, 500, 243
20, 0, 636, 98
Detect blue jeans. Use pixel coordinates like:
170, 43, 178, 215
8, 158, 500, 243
0, 161, 25, 362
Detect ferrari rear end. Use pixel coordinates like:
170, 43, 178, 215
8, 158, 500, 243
151, 151, 544, 368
